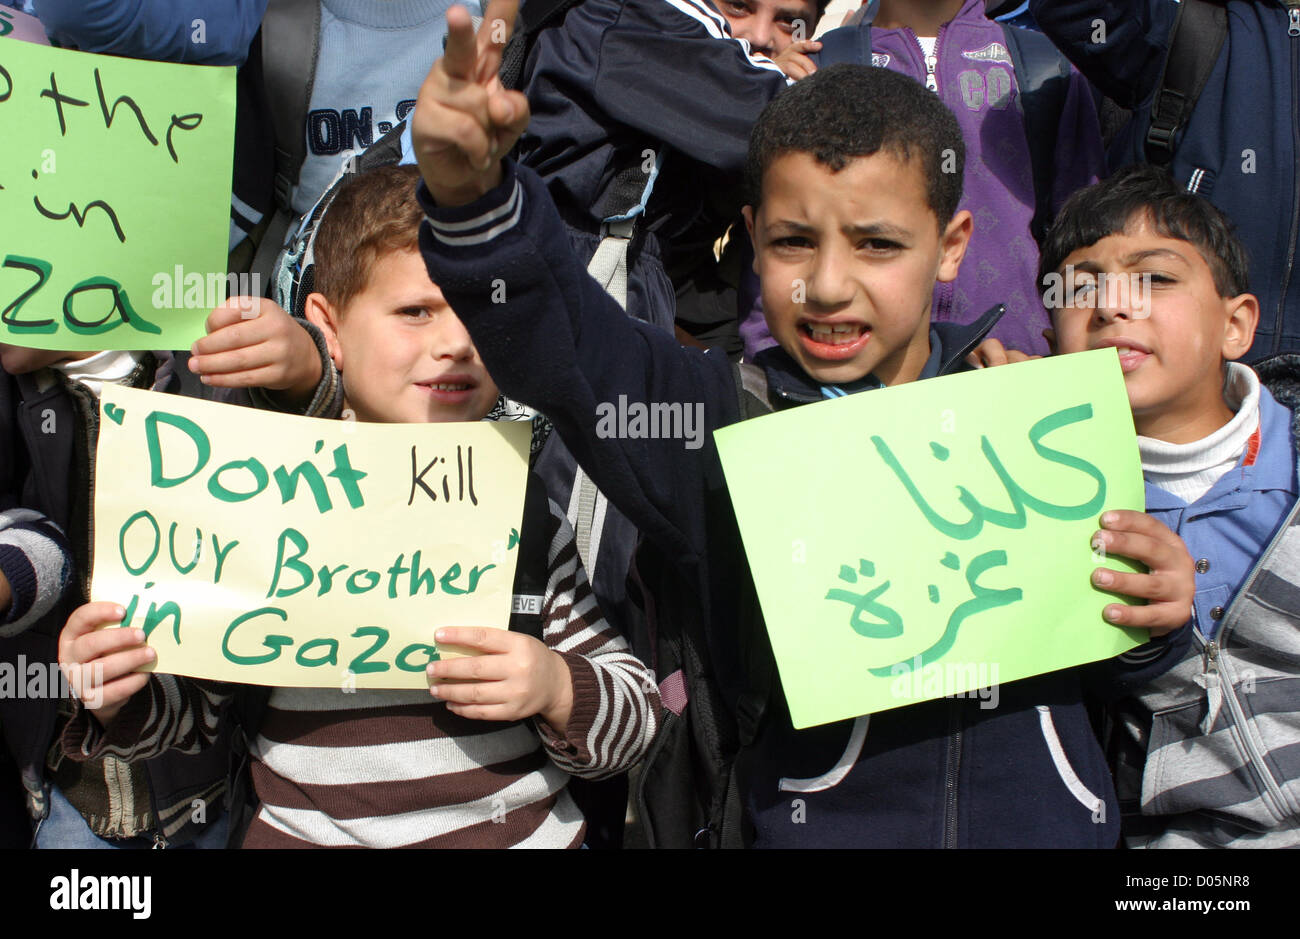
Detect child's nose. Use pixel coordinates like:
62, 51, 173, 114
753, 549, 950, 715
806, 246, 854, 307
431, 317, 477, 359
748, 19, 776, 57
1093, 273, 1143, 323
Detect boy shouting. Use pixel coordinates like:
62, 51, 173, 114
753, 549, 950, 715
410, 3, 1194, 847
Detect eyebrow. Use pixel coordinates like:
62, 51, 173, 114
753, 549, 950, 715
1070, 248, 1189, 272
769, 219, 912, 238
393, 294, 447, 308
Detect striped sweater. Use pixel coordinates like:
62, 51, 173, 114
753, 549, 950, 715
63, 496, 659, 848
1113, 359, 1300, 848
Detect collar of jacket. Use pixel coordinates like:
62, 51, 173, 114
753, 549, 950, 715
752, 304, 1006, 406
1252, 352, 1300, 484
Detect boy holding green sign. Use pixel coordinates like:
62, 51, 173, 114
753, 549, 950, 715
1042, 164, 1300, 848
405, 3, 1196, 847
58, 161, 659, 848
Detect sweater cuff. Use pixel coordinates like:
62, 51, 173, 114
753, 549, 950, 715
417, 160, 523, 250
534, 651, 601, 762
59, 680, 156, 762
250, 318, 343, 419
1117, 618, 1191, 666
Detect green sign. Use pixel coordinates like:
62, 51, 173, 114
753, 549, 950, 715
715, 350, 1147, 728
0, 38, 235, 350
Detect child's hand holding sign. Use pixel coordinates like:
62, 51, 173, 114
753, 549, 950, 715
427, 627, 575, 732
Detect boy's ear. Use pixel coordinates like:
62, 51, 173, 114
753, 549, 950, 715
936, 210, 973, 284
742, 205, 758, 273
1221, 292, 1259, 361
303, 292, 344, 372
1043, 327, 1058, 355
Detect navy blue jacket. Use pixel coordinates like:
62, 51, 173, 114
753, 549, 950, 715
1032, 0, 1300, 361
515, 0, 788, 242
417, 160, 1181, 847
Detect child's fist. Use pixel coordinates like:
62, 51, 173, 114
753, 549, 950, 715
58, 601, 155, 724
1090, 510, 1195, 636
189, 297, 322, 405
412, 0, 531, 207
426, 626, 574, 731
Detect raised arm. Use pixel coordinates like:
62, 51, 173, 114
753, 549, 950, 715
411, 2, 740, 560
1030, 0, 1180, 108
591, 0, 790, 173
34, 0, 269, 66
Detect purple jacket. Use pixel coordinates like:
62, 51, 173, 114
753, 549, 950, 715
740, 0, 1104, 358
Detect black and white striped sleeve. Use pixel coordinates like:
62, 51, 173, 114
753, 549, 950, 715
533, 497, 660, 779
0, 508, 73, 637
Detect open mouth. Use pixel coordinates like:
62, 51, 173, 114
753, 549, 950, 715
417, 377, 477, 403
799, 321, 871, 359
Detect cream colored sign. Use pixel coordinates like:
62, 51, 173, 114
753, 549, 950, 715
91, 386, 530, 688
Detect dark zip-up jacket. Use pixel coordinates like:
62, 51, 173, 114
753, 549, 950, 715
0, 336, 340, 845
515, 0, 789, 243
417, 160, 1177, 846
1031, 0, 1300, 361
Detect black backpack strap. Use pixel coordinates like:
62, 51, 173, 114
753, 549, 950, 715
1001, 24, 1071, 247
507, 471, 552, 642
1144, 0, 1228, 166
811, 23, 872, 69
499, 0, 587, 90
224, 683, 272, 848
250, 0, 322, 290
733, 362, 775, 418
260, 0, 321, 212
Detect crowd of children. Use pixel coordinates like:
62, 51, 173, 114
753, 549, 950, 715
1, 0, 1297, 849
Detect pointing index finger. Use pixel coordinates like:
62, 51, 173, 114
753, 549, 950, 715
442, 4, 480, 82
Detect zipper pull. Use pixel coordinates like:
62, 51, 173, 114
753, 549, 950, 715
1290, 8, 1300, 36
925, 55, 938, 92
1195, 641, 1223, 736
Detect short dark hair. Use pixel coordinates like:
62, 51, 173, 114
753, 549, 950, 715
1038, 163, 1250, 298
744, 64, 965, 225
314, 164, 424, 311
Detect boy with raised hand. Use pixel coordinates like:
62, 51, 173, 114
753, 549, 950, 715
58, 162, 659, 849
0, 303, 337, 848
1043, 164, 1300, 848
411, 7, 1195, 847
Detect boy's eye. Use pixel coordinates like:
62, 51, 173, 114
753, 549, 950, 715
1070, 279, 1098, 305
772, 235, 812, 250
725, 0, 752, 15
859, 238, 901, 253
397, 306, 431, 319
